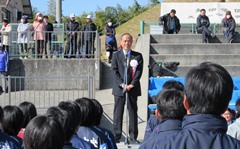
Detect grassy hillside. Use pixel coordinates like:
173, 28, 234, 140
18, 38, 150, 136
100, 4, 161, 61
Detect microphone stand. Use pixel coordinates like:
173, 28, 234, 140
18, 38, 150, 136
124, 56, 130, 146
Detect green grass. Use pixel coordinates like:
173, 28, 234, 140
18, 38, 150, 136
100, 4, 161, 61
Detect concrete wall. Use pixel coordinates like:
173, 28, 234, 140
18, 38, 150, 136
7, 59, 100, 90
134, 34, 150, 124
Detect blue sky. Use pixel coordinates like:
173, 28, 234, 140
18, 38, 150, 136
31, 0, 152, 16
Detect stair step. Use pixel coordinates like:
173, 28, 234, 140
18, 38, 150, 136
150, 43, 240, 54
150, 34, 240, 43
150, 54, 240, 66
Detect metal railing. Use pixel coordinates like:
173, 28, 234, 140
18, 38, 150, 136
0, 30, 101, 59
140, 21, 240, 35
0, 75, 95, 109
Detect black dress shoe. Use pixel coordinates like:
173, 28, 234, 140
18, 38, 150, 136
129, 138, 140, 144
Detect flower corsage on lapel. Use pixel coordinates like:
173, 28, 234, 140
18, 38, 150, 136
130, 59, 138, 79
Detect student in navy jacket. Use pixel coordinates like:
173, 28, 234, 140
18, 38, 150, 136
140, 89, 186, 149
143, 80, 184, 141
156, 62, 240, 149
0, 106, 22, 149
74, 98, 112, 149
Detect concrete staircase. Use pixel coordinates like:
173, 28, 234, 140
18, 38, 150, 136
150, 34, 240, 77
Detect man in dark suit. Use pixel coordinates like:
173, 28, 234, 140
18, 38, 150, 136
111, 33, 143, 143
43, 16, 54, 58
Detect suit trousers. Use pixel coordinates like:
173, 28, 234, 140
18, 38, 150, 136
113, 94, 138, 140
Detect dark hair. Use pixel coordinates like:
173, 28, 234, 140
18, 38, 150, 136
43, 15, 49, 19
0, 106, 3, 123
156, 89, 186, 120
121, 33, 133, 41
91, 99, 103, 125
75, 98, 95, 126
19, 101, 37, 128
24, 115, 65, 149
163, 80, 184, 91
170, 9, 176, 14
58, 101, 81, 141
236, 99, 240, 112
2, 105, 23, 136
185, 62, 233, 115
200, 9, 206, 12
46, 106, 72, 142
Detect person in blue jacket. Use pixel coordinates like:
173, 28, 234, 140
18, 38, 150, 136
143, 80, 184, 141
140, 89, 186, 149
0, 49, 8, 93
91, 99, 117, 149
0, 106, 23, 149
156, 62, 240, 149
46, 101, 94, 149
74, 98, 112, 149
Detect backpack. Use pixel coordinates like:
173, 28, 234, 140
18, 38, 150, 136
106, 36, 115, 44
149, 62, 179, 77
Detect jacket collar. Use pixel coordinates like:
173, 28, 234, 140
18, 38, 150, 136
154, 119, 182, 134
182, 114, 228, 133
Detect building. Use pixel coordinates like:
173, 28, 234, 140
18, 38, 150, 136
0, 0, 33, 23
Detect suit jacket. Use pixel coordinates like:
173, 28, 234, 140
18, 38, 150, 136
111, 49, 143, 97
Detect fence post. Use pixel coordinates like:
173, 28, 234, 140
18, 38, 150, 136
140, 21, 145, 35
95, 31, 101, 59
88, 75, 95, 99
8, 75, 11, 105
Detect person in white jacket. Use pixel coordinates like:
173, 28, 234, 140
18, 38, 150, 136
17, 15, 31, 59
0, 18, 12, 53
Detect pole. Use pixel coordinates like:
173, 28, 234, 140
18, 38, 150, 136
140, 21, 144, 35
56, 0, 62, 23
124, 56, 129, 146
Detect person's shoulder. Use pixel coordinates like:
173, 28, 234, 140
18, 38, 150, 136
0, 132, 21, 148
131, 50, 142, 56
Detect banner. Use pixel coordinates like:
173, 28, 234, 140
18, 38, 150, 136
161, 2, 240, 24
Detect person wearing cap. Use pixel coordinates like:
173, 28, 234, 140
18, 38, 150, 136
65, 13, 80, 58
83, 15, 97, 58
17, 15, 31, 59
196, 9, 215, 43
221, 11, 236, 43
0, 18, 12, 53
33, 13, 46, 58
159, 9, 181, 34
104, 19, 117, 63
43, 15, 54, 58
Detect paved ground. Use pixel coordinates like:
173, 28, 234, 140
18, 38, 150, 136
0, 62, 147, 148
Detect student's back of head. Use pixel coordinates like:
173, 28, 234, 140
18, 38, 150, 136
156, 89, 186, 120
163, 80, 184, 91
19, 101, 37, 128
46, 105, 75, 142
75, 98, 95, 126
58, 101, 81, 128
24, 115, 65, 149
185, 62, 233, 115
91, 99, 103, 126
2, 105, 23, 136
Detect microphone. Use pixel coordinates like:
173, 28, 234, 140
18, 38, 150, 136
125, 53, 130, 66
